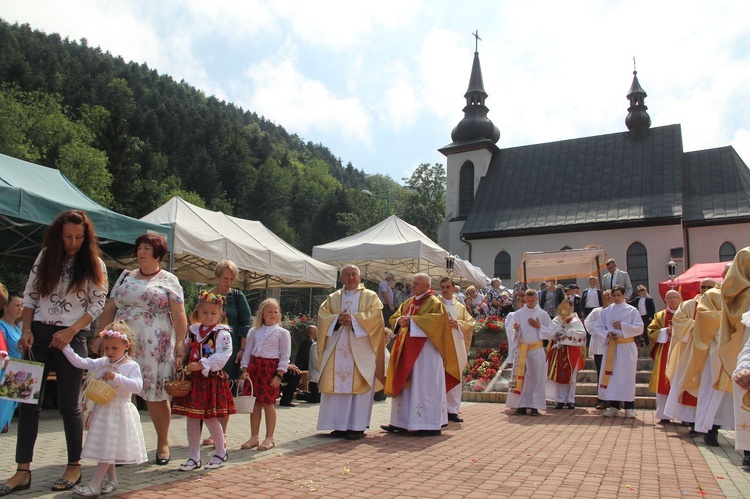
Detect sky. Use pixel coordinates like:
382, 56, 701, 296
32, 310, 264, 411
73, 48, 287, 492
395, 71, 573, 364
2, 1, 749, 182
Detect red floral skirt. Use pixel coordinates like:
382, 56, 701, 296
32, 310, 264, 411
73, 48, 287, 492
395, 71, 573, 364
245, 356, 280, 405
172, 371, 236, 419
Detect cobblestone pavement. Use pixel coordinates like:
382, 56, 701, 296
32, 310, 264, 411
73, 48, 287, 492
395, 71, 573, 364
2, 402, 749, 498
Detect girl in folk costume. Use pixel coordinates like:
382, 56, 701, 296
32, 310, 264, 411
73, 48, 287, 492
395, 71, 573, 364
62, 321, 147, 497
172, 292, 235, 471
239, 298, 291, 451
546, 301, 586, 409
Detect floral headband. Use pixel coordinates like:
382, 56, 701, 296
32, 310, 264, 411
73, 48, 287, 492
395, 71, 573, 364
99, 329, 129, 341
199, 290, 226, 306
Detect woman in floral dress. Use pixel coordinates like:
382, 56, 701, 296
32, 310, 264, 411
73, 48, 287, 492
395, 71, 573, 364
99, 233, 187, 466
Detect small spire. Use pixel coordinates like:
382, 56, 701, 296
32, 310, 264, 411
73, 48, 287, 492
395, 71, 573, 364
625, 61, 651, 140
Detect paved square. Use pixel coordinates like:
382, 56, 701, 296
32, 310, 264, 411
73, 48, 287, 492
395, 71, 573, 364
2, 402, 749, 497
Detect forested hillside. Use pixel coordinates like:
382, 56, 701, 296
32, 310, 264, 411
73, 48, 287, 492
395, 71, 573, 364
0, 20, 446, 253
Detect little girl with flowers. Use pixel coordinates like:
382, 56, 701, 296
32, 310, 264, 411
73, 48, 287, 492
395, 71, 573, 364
62, 321, 147, 497
172, 291, 235, 471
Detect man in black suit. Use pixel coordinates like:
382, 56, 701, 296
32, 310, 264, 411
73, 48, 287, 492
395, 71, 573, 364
295, 325, 320, 403
581, 276, 603, 318
629, 285, 656, 347
565, 285, 584, 319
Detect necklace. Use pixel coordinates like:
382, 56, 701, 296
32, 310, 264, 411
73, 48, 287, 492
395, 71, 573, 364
140, 267, 161, 278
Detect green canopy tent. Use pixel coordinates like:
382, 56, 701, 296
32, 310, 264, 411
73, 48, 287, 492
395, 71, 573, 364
0, 153, 172, 261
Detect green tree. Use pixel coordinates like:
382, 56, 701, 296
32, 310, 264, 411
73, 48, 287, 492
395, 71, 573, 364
400, 163, 446, 241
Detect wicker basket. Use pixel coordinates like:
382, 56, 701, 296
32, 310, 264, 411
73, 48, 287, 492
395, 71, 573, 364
234, 379, 256, 414
85, 379, 116, 405
165, 369, 192, 398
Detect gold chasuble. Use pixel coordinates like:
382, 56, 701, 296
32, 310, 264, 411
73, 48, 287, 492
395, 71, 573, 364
667, 299, 697, 384
385, 294, 460, 397
317, 284, 385, 394
690, 287, 725, 392
647, 310, 673, 395
718, 249, 750, 393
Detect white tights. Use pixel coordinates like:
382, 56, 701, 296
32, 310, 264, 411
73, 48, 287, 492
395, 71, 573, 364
187, 418, 225, 462
88, 462, 116, 491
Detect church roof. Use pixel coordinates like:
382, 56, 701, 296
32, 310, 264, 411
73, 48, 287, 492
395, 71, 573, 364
462, 124, 686, 238
683, 146, 750, 226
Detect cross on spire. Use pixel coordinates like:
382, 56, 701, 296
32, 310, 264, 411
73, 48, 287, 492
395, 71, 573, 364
472, 30, 481, 52
633, 56, 637, 73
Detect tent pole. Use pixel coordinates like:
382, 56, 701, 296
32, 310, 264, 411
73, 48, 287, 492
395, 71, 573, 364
523, 261, 527, 287
169, 225, 175, 273
308, 287, 313, 316
596, 256, 603, 292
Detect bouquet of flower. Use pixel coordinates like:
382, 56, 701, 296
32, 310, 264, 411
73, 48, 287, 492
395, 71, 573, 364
462, 343, 508, 391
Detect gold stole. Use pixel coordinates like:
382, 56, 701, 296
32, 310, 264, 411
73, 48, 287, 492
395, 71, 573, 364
513, 341, 543, 394
600, 337, 635, 389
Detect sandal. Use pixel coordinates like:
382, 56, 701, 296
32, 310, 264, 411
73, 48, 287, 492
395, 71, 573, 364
52, 464, 81, 491
74, 484, 101, 497
202, 437, 214, 446
178, 458, 202, 472
257, 438, 275, 451
240, 437, 259, 450
204, 452, 228, 470
0, 470, 31, 496
100, 481, 118, 495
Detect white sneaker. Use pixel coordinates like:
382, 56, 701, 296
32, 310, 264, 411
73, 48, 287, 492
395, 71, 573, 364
602, 407, 619, 417
625, 409, 636, 419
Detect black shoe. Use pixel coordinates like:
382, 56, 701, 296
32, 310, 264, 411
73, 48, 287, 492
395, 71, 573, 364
659, 419, 671, 424
380, 424, 406, 433
345, 431, 365, 440
513, 408, 527, 416
703, 431, 720, 447
565, 403, 575, 409
555, 403, 564, 410
329, 430, 347, 438
0, 470, 31, 496
279, 401, 297, 407
743, 452, 750, 466
412, 430, 441, 437
529, 409, 540, 417
447, 413, 464, 423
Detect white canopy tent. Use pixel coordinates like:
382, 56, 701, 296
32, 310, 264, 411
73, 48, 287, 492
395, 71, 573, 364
312, 215, 489, 287
516, 246, 608, 284
111, 197, 337, 289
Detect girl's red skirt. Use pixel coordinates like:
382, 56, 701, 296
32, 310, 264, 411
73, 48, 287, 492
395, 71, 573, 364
172, 370, 236, 419
244, 356, 280, 405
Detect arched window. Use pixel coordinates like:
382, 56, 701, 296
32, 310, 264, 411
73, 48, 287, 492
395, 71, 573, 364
458, 161, 474, 217
720, 242, 736, 262
626, 242, 649, 292
494, 251, 511, 281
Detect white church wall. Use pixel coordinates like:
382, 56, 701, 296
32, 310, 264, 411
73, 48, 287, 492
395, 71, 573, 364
467, 224, 684, 308
684, 224, 750, 264
444, 148, 494, 221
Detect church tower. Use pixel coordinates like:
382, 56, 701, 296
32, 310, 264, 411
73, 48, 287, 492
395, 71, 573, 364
438, 34, 500, 257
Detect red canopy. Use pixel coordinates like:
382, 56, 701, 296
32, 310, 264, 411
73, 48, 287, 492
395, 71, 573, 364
658, 262, 727, 301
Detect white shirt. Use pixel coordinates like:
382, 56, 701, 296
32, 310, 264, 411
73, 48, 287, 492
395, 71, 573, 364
184, 324, 233, 377
241, 324, 292, 372
23, 250, 108, 328
584, 288, 600, 308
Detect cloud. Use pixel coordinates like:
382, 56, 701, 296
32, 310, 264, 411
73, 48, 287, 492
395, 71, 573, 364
243, 54, 372, 146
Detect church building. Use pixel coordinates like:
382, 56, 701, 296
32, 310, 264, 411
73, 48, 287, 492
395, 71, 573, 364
438, 49, 750, 304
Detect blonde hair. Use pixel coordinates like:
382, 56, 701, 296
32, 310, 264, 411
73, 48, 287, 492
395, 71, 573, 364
190, 299, 228, 325
254, 298, 281, 329
214, 259, 239, 279
99, 320, 135, 356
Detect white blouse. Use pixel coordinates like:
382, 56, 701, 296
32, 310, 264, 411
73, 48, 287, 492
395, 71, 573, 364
240, 324, 291, 372
23, 250, 108, 328
62, 346, 143, 396
184, 323, 233, 377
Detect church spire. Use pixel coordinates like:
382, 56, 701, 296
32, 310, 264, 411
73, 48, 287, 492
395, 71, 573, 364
625, 58, 651, 140
449, 32, 500, 145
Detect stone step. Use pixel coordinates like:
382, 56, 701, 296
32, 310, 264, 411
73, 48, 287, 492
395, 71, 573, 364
576, 369, 653, 384
575, 382, 653, 396
462, 391, 657, 409
582, 357, 654, 371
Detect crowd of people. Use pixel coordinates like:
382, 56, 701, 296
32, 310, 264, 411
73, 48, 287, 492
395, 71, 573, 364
3, 209, 750, 496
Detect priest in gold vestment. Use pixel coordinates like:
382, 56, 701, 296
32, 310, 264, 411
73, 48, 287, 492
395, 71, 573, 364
316, 265, 385, 440
382, 273, 460, 436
